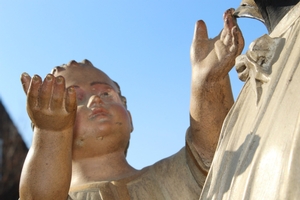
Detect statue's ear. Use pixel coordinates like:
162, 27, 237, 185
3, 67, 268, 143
127, 110, 134, 133
124, 110, 133, 157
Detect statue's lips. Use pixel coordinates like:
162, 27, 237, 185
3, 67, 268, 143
89, 107, 110, 119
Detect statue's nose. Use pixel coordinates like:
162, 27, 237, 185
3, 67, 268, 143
87, 95, 105, 108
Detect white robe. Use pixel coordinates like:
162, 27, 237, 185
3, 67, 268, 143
200, 3, 300, 199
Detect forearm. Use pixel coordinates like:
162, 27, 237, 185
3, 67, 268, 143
188, 9, 243, 166
20, 128, 73, 200
189, 72, 233, 165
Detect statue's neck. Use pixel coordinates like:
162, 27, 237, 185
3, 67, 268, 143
255, 0, 299, 33
70, 152, 138, 187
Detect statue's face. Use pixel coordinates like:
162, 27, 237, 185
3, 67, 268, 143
56, 65, 132, 158
235, 0, 264, 22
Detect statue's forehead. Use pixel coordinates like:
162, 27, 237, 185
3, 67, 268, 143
51, 59, 121, 92
63, 69, 120, 92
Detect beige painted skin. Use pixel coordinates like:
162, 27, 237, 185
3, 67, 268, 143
19, 9, 244, 200
190, 9, 244, 166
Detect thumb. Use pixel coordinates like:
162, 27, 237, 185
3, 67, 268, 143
192, 20, 209, 42
190, 20, 209, 65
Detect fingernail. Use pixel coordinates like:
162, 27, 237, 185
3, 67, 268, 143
46, 74, 53, 81
56, 76, 63, 84
22, 72, 29, 77
68, 87, 75, 93
21, 72, 29, 81
33, 75, 40, 82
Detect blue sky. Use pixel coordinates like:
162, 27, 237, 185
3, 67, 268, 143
0, 1, 267, 169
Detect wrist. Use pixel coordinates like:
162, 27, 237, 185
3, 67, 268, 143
32, 127, 74, 149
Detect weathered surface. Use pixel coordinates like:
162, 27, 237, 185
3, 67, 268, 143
68, 136, 205, 200
0, 100, 28, 200
19, 8, 244, 200
200, 2, 300, 199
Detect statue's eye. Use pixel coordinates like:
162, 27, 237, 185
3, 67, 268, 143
102, 92, 110, 97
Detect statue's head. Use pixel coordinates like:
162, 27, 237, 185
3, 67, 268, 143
52, 59, 132, 157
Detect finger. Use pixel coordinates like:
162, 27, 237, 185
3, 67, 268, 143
65, 86, 77, 113
230, 26, 245, 54
221, 29, 231, 46
27, 75, 42, 109
221, 8, 236, 45
224, 9, 236, 30
39, 74, 55, 109
235, 26, 245, 55
192, 20, 208, 43
229, 27, 238, 53
191, 20, 209, 64
51, 76, 65, 110
20, 72, 32, 95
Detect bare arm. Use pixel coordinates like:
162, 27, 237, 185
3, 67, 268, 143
19, 73, 77, 200
189, 9, 244, 166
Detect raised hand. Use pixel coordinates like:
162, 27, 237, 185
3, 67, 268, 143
189, 9, 244, 166
190, 8, 244, 81
21, 73, 77, 131
20, 73, 75, 200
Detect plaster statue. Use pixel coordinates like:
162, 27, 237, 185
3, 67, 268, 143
19, 9, 244, 200
200, 0, 300, 199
